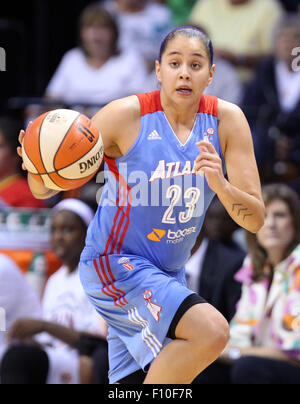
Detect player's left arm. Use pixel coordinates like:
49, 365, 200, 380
195, 100, 265, 233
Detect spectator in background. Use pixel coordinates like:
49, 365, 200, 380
195, 184, 300, 384
45, 4, 148, 107
0, 254, 42, 368
242, 14, 300, 188
1, 199, 108, 384
203, 54, 242, 104
186, 198, 245, 323
0, 117, 45, 209
189, 0, 283, 84
103, 0, 173, 72
167, 0, 197, 26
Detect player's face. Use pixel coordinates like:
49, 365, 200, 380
156, 35, 215, 103
51, 210, 87, 269
256, 199, 295, 257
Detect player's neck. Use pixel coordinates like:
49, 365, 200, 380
160, 91, 199, 127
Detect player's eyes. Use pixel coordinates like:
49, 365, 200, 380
170, 61, 179, 68
192, 63, 201, 69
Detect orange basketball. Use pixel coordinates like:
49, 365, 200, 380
22, 109, 104, 191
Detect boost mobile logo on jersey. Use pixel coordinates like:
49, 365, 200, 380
147, 227, 196, 244
147, 229, 166, 242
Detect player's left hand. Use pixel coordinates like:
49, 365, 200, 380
195, 141, 227, 194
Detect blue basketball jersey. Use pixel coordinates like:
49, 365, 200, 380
81, 91, 226, 272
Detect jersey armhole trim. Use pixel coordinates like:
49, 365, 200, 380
136, 91, 164, 117
199, 94, 218, 117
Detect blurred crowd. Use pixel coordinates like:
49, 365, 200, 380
0, 0, 300, 384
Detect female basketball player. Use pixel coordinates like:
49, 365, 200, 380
18, 27, 265, 384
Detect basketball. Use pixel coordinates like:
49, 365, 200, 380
22, 109, 104, 191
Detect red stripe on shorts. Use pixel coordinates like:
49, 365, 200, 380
98, 257, 126, 307
93, 259, 122, 307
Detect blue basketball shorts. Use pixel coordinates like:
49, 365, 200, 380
79, 253, 204, 384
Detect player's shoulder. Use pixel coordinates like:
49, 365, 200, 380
92, 95, 142, 153
217, 99, 250, 148
217, 98, 245, 122
99, 95, 141, 122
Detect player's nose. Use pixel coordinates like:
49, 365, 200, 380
179, 64, 190, 80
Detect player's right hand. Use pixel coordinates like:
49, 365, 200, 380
17, 122, 32, 171
17, 130, 26, 171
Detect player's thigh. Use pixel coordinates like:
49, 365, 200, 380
175, 303, 229, 344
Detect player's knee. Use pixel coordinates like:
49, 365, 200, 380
191, 308, 229, 357
206, 313, 229, 355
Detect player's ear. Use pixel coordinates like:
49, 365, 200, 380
207, 64, 215, 86
155, 60, 162, 84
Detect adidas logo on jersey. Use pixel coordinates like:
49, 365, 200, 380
147, 130, 162, 141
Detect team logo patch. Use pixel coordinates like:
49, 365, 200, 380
123, 262, 134, 271
206, 127, 215, 136
147, 229, 166, 242
143, 290, 162, 322
118, 257, 134, 271
118, 257, 130, 264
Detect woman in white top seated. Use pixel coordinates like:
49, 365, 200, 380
1, 200, 107, 384
45, 3, 149, 107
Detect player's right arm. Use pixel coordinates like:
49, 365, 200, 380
18, 96, 141, 200
91, 95, 140, 159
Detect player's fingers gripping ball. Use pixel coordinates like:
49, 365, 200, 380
22, 109, 104, 191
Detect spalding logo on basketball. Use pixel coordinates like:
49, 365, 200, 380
22, 109, 104, 191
